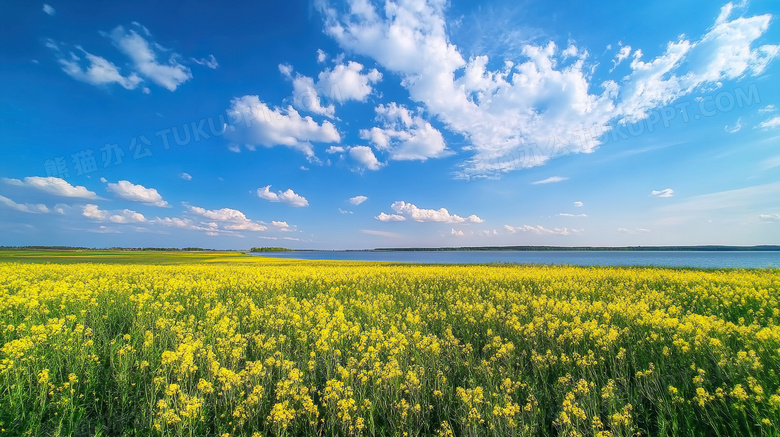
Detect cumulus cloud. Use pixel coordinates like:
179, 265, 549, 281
82, 204, 108, 220
651, 188, 674, 198
532, 176, 568, 185
450, 228, 466, 237
225, 95, 340, 157
224, 222, 268, 232
574, 201, 584, 207
109, 209, 146, 224
185, 205, 270, 233
42, 4, 55, 15
272, 221, 294, 231
360, 103, 449, 161
375, 212, 406, 222
317, 61, 382, 103
0, 195, 48, 214
280, 65, 336, 117
4, 176, 97, 199
106, 180, 168, 206
257, 185, 309, 207
384, 201, 483, 223
504, 224, 582, 235
180, 173, 192, 181
187, 205, 249, 222
758, 116, 780, 130
349, 146, 383, 170
151, 217, 192, 228
281, 60, 382, 116
349, 195, 368, 205
326, 146, 346, 154
319, 0, 778, 177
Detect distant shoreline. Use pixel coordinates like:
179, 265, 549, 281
370, 245, 780, 252
255, 245, 780, 253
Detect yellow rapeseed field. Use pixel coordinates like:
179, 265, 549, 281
1, 258, 779, 436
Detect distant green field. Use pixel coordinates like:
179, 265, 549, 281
0, 250, 253, 265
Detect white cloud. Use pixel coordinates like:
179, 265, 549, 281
317, 61, 382, 103
349, 195, 368, 205
504, 224, 582, 235
532, 176, 568, 185
4, 176, 97, 199
192, 54, 219, 69
360, 103, 449, 161
0, 195, 48, 214
725, 117, 743, 133
272, 221, 293, 231
759, 213, 780, 221
320, 1, 778, 178
185, 205, 270, 233
326, 146, 346, 154
281, 61, 382, 116
558, 213, 588, 217
187, 205, 249, 222
611, 44, 632, 71
55, 45, 143, 89
55, 49, 143, 89
109, 209, 146, 224
280, 66, 336, 117
82, 204, 108, 221
257, 185, 309, 207
450, 228, 466, 237
151, 217, 192, 228
617, 227, 651, 234
574, 201, 584, 207
180, 172, 192, 181
339, 208, 354, 214
49, 23, 200, 92
759, 104, 776, 113
389, 201, 483, 223
42, 4, 55, 16
651, 188, 674, 198
107, 25, 192, 91
375, 212, 405, 222
317, 49, 328, 63
758, 116, 780, 130
224, 222, 268, 232
225, 95, 340, 157
349, 146, 383, 170
107, 180, 168, 206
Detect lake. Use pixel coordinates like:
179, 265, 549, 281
252, 250, 780, 269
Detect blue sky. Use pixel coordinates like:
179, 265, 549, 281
1, 0, 779, 250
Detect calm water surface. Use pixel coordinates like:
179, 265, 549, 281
253, 250, 780, 269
